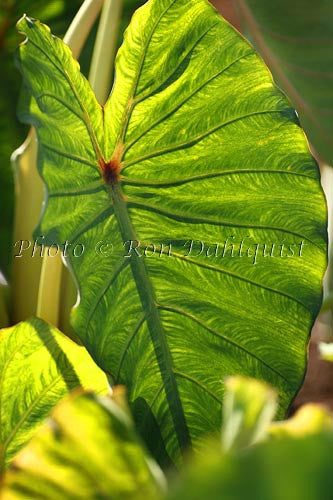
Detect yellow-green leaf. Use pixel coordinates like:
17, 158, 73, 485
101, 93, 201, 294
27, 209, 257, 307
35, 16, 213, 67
0, 318, 108, 470
3, 391, 165, 500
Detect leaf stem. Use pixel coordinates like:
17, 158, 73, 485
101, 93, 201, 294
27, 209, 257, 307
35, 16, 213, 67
89, 0, 124, 105
64, 0, 104, 59
11, 130, 43, 323
36, 254, 62, 326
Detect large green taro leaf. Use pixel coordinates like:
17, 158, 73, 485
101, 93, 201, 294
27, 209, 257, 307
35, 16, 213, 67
17, 0, 327, 465
0, 318, 108, 470
234, 0, 333, 165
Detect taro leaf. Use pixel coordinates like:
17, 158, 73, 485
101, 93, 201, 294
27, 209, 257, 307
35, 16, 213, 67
16, 0, 327, 465
0, 0, 84, 274
234, 0, 333, 165
0, 318, 108, 470
3, 391, 164, 500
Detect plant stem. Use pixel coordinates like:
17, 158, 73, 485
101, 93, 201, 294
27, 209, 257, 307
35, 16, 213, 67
64, 0, 104, 59
36, 253, 63, 326
11, 130, 43, 323
12, 0, 104, 326
58, 266, 81, 342
89, 0, 124, 105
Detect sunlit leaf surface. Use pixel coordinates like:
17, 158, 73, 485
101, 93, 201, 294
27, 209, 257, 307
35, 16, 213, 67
3, 391, 164, 500
16, 0, 327, 464
0, 318, 108, 469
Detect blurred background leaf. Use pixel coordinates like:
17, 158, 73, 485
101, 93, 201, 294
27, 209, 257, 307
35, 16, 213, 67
222, 376, 277, 452
168, 432, 333, 500
169, 376, 333, 500
233, 0, 333, 165
319, 342, 333, 361
269, 402, 333, 437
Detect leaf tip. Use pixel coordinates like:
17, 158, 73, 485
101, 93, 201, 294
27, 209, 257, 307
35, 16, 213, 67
16, 14, 36, 33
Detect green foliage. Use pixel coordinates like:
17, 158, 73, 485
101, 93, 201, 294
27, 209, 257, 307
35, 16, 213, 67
168, 376, 333, 500
2, 391, 165, 500
2, 376, 332, 499
234, 0, 333, 164
222, 376, 277, 451
168, 432, 333, 500
0, 0, 330, 496
0, 318, 108, 470
16, 0, 327, 465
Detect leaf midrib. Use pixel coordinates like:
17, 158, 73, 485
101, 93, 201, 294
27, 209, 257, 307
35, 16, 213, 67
110, 184, 191, 453
108, 1, 196, 453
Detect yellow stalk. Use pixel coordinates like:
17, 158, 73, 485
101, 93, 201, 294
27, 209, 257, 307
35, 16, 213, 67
11, 130, 43, 323
89, 0, 124, 105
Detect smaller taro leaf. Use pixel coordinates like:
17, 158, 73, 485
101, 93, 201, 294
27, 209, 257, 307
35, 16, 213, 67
0, 318, 108, 470
16, 0, 327, 465
3, 392, 165, 500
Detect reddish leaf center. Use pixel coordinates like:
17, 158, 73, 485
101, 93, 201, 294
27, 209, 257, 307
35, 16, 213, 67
99, 157, 120, 185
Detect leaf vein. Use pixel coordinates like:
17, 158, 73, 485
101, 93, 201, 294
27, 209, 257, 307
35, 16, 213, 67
123, 109, 289, 167
158, 304, 289, 382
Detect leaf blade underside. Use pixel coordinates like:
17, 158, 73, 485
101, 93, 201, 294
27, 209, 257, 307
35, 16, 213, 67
17, 0, 327, 465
